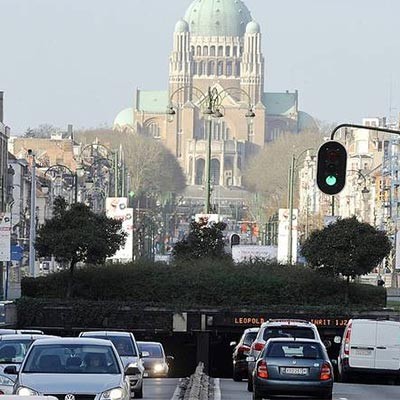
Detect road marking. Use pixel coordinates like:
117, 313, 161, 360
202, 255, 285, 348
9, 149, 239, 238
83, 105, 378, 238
339, 398, 348, 400
170, 378, 182, 400
214, 378, 221, 400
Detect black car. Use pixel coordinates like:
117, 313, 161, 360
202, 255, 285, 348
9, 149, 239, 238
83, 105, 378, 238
137, 341, 173, 378
251, 338, 333, 400
231, 327, 259, 381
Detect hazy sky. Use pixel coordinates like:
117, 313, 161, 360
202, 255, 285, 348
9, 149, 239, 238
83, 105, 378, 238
1, 0, 400, 134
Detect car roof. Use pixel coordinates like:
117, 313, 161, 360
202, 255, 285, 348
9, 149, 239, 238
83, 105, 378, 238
137, 341, 163, 346
244, 328, 260, 333
0, 334, 57, 341
80, 331, 132, 337
260, 319, 314, 328
266, 338, 321, 345
31, 338, 113, 346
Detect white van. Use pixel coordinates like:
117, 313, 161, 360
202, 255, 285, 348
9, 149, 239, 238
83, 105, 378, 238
338, 319, 400, 381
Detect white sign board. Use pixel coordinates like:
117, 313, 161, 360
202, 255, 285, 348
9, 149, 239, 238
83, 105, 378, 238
0, 213, 11, 262
106, 198, 133, 262
396, 231, 400, 270
232, 245, 277, 263
277, 208, 298, 264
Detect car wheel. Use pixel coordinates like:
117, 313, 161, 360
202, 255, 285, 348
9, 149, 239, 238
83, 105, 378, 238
233, 367, 242, 382
247, 377, 253, 392
134, 387, 143, 399
252, 389, 263, 400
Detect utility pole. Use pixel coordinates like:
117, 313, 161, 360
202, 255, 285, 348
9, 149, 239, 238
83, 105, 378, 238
28, 150, 36, 277
288, 154, 295, 265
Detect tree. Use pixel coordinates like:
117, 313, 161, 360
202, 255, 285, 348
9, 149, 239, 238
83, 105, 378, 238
172, 218, 228, 262
301, 217, 391, 301
76, 129, 186, 196
35, 197, 126, 297
24, 124, 60, 138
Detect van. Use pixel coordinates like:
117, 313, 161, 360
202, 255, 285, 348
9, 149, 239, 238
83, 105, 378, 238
338, 319, 400, 381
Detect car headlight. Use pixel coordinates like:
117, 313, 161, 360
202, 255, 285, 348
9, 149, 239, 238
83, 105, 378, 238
101, 388, 125, 400
0, 374, 14, 386
17, 387, 39, 396
153, 363, 164, 373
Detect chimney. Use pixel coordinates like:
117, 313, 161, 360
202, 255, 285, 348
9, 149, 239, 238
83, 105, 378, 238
67, 124, 74, 140
0, 91, 3, 123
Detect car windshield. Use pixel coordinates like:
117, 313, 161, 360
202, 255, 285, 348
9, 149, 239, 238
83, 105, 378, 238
243, 332, 258, 347
263, 327, 315, 341
266, 342, 323, 360
90, 336, 136, 357
0, 339, 32, 364
138, 343, 163, 358
23, 344, 120, 374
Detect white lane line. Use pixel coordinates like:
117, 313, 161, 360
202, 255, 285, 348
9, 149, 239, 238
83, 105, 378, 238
339, 398, 348, 400
214, 378, 222, 400
170, 378, 182, 400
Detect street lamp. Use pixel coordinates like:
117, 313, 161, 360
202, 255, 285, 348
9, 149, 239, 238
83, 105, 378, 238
45, 164, 78, 204
167, 85, 255, 214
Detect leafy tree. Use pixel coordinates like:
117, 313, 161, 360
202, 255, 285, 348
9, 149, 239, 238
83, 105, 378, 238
172, 218, 228, 262
35, 197, 126, 297
24, 123, 60, 138
301, 217, 391, 302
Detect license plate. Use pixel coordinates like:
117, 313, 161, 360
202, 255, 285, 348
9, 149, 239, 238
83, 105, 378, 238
143, 372, 149, 377
354, 349, 372, 356
281, 367, 309, 375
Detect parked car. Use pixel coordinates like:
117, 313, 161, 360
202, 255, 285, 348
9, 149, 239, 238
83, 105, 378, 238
0, 334, 58, 394
231, 327, 259, 381
247, 319, 322, 392
79, 331, 144, 399
9, 338, 138, 400
250, 338, 333, 400
137, 341, 173, 378
338, 319, 400, 382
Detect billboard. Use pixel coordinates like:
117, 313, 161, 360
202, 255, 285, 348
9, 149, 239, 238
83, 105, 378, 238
0, 213, 11, 262
277, 208, 298, 264
232, 245, 277, 263
106, 198, 133, 261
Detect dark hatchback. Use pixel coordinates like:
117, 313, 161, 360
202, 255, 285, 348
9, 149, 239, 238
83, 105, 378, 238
231, 327, 259, 381
251, 338, 333, 400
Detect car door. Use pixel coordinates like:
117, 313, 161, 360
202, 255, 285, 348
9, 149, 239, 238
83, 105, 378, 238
349, 320, 376, 369
375, 321, 400, 371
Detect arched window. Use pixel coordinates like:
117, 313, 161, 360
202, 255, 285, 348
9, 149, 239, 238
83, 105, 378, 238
192, 62, 197, 75
146, 122, 160, 138
195, 159, 206, 185
196, 46, 202, 56
211, 159, 221, 186
236, 62, 241, 76
203, 46, 209, 56
218, 46, 223, 56
191, 46, 195, 55
233, 46, 238, 57
217, 61, 224, 76
226, 46, 231, 57
210, 46, 216, 56
226, 61, 233, 76
208, 61, 215, 76
198, 61, 204, 75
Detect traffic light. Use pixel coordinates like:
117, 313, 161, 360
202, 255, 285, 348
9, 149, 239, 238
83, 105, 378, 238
317, 141, 347, 195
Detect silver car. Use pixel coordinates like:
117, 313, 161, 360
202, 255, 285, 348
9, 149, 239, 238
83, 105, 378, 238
9, 338, 139, 400
79, 332, 144, 399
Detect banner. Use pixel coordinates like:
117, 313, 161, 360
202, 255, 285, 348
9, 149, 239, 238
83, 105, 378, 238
106, 198, 133, 261
277, 208, 298, 264
0, 213, 11, 262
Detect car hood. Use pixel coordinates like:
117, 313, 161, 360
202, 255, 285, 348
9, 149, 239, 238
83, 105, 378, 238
120, 356, 140, 368
19, 373, 122, 394
142, 358, 165, 368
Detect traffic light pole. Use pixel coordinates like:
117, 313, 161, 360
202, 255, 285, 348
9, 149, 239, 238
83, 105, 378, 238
330, 123, 400, 140
288, 155, 295, 265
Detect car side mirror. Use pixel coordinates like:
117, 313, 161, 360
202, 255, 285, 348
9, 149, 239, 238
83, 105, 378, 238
166, 355, 174, 362
230, 341, 237, 347
4, 365, 17, 375
140, 351, 150, 358
323, 339, 332, 349
246, 356, 255, 363
125, 364, 141, 376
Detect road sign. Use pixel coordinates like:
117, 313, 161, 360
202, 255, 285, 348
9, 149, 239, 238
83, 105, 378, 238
0, 213, 11, 262
11, 245, 24, 262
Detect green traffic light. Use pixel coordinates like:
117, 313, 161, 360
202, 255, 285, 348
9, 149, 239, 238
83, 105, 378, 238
325, 175, 337, 186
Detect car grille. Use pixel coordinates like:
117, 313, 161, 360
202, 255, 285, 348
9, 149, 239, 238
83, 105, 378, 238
47, 394, 96, 400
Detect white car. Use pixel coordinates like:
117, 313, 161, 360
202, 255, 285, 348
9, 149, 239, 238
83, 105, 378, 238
247, 319, 322, 392
10, 338, 137, 400
338, 319, 400, 382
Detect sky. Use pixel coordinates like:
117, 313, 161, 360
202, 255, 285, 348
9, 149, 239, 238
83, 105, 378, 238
1, 0, 400, 134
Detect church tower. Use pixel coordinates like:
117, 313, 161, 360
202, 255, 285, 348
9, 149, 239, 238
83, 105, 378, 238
169, 19, 193, 104
240, 21, 264, 105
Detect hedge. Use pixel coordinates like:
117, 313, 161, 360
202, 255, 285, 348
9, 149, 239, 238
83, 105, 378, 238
21, 260, 386, 310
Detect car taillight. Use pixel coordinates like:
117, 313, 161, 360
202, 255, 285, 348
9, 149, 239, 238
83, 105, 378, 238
238, 345, 250, 354
257, 360, 269, 379
320, 362, 332, 381
344, 322, 352, 356
253, 342, 265, 352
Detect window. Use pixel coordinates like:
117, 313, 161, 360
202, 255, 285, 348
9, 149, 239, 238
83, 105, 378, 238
226, 61, 232, 76
196, 46, 201, 56
226, 46, 231, 57
208, 61, 215, 76
218, 46, 223, 56
217, 61, 224, 76
203, 46, 208, 56
233, 46, 238, 57
86, 335, 136, 357
198, 61, 204, 75
210, 46, 216, 56
266, 342, 323, 360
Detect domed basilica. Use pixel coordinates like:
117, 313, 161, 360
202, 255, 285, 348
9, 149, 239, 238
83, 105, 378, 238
114, 0, 316, 189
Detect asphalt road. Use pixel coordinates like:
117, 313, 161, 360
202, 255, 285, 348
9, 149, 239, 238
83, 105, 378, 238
142, 378, 180, 400
218, 379, 400, 399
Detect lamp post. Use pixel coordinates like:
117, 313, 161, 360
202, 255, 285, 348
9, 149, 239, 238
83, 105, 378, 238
27, 150, 36, 277
44, 164, 78, 205
167, 85, 255, 214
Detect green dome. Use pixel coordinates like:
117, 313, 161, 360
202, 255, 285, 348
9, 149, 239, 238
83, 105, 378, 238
246, 20, 260, 34
175, 19, 189, 33
113, 108, 134, 129
185, 0, 252, 37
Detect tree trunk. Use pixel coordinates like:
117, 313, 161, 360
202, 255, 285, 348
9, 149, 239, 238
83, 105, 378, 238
67, 260, 76, 298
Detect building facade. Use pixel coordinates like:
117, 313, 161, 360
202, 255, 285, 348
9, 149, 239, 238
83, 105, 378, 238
0, 92, 10, 212
114, 0, 317, 189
